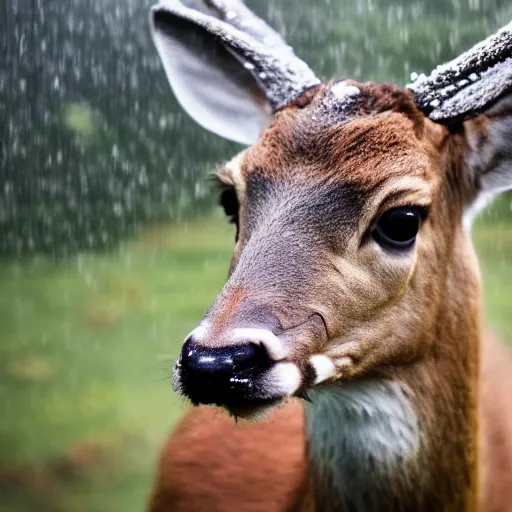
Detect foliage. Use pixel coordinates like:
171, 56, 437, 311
2, 0, 511, 256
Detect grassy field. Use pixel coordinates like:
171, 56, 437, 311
0, 215, 511, 512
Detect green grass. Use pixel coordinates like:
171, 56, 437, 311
0, 215, 510, 512
0, 218, 234, 512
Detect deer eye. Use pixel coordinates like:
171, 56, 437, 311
219, 186, 239, 223
219, 185, 240, 241
372, 207, 425, 250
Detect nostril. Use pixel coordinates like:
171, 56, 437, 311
231, 343, 268, 373
181, 340, 224, 374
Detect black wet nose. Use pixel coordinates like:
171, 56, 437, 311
181, 339, 268, 375
178, 340, 271, 406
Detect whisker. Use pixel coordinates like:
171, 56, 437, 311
151, 368, 173, 375
151, 375, 173, 384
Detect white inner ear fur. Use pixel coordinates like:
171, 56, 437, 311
463, 95, 512, 230
151, 21, 273, 145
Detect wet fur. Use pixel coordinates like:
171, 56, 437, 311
147, 83, 512, 511
148, 332, 512, 512
306, 380, 420, 512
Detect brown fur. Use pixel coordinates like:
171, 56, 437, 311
480, 332, 512, 512
148, 330, 512, 512
148, 83, 512, 511
147, 403, 308, 512
208, 285, 248, 338
244, 84, 429, 189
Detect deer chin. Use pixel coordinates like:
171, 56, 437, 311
223, 400, 281, 422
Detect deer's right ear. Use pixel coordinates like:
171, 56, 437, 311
409, 21, 512, 223
150, 0, 319, 145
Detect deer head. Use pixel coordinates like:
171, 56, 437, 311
150, 0, 512, 421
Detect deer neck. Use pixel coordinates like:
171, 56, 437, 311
304, 235, 481, 512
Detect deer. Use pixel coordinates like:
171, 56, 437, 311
146, 1, 512, 510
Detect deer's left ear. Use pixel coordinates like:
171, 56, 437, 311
409, 21, 512, 216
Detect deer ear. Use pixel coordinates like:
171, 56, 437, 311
463, 94, 512, 210
149, 0, 319, 145
408, 22, 512, 125
409, 21, 512, 222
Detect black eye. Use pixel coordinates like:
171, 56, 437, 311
219, 186, 238, 222
372, 207, 425, 250
219, 186, 239, 241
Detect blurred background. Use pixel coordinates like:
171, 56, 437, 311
1, 0, 512, 510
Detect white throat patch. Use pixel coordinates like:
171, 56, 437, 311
306, 379, 420, 511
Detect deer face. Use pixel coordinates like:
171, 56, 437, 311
173, 83, 451, 417
150, 1, 512, 418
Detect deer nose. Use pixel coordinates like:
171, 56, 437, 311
181, 339, 268, 376
179, 339, 271, 406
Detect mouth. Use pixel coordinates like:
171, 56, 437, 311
173, 357, 304, 418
